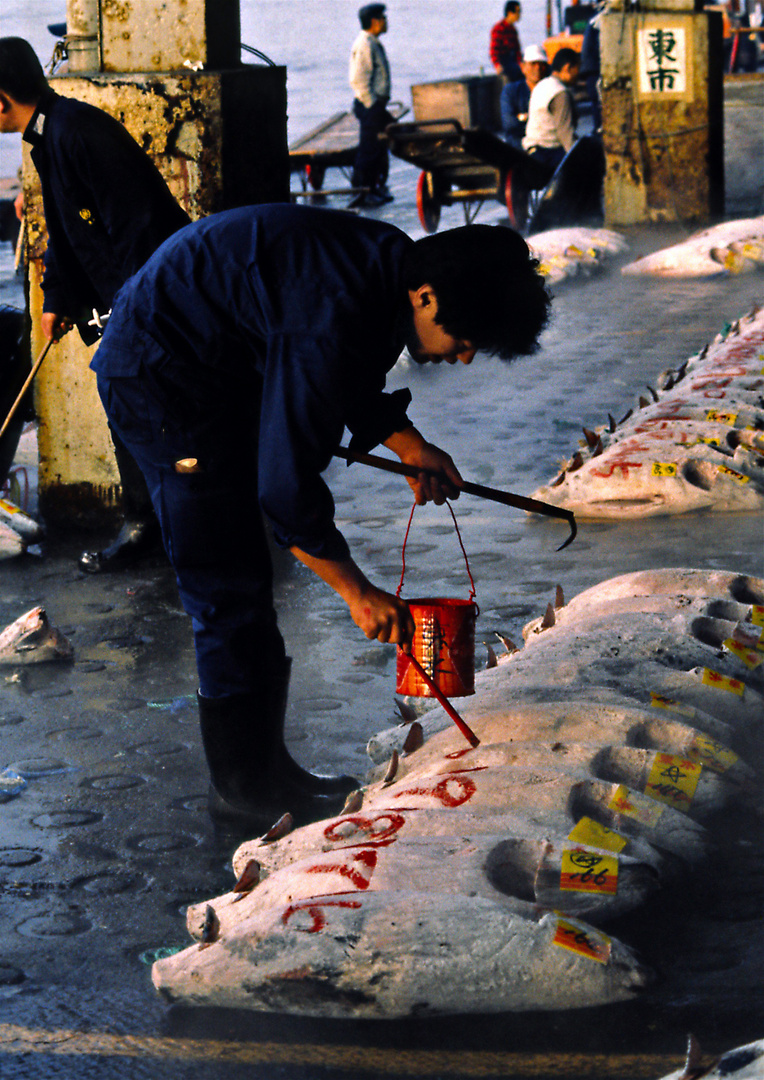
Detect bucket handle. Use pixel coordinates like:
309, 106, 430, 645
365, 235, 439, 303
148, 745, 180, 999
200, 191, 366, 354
396, 500, 477, 604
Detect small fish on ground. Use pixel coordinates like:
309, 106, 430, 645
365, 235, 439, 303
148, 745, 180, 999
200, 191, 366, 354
0, 607, 73, 665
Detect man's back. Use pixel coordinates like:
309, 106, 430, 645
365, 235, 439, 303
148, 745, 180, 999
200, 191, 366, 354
28, 91, 190, 327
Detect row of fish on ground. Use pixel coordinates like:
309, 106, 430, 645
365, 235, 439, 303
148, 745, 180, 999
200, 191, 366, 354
525, 215, 764, 284
0, 218, 761, 553
530, 303, 764, 518
151, 567, 764, 1018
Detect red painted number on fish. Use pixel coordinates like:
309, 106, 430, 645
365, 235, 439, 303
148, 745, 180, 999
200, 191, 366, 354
392, 774, 477, 807
305, 849, 377, 890
281, 896, 363, 933
323, 812, 406, 846
589, 461, 644, 479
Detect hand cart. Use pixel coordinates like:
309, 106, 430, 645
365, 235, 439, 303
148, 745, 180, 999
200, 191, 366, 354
289, 103, 408, 202
384, 119, 551, 233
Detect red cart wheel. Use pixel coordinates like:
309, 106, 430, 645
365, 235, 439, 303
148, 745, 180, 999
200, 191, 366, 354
503, 169, 528, 233
305, 163, 326, 191
417, 171, 441, 234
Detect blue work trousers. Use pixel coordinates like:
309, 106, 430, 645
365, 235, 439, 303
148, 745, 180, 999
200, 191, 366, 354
96, 366, 286, 698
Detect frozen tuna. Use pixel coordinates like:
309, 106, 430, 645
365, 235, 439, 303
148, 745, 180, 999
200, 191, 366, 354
621, 217, 764, 277
153, 892, 650, 1017
527, 227, 628, 284
151, 568, 762, 1017
0, 521, 25, 560
531, 305, 764, 518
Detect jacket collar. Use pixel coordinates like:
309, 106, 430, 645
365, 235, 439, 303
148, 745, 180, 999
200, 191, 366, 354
22, 89, 58, 148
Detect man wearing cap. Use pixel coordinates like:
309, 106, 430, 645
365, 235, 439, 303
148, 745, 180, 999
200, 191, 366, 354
522, 47, 580, 179
349, 3, 394, 208
500, 44, 548, 149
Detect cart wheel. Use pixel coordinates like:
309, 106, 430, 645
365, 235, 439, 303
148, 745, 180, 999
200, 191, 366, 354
417, 171, 441, 233
306, 163, 326, 191
503, 169, 528, 233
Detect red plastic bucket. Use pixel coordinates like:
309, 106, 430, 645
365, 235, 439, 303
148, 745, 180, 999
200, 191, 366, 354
396, 597, 476, 698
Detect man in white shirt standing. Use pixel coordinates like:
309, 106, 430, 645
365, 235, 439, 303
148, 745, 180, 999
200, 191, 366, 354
522, 47, 580, 182
349, 3, 394, 208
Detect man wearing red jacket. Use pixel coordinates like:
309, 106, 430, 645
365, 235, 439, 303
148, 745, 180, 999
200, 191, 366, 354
489, 2, 523, 82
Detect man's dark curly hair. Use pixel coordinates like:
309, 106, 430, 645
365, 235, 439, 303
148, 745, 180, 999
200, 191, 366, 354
403, 224, 551, 360
0, 38, 48, 104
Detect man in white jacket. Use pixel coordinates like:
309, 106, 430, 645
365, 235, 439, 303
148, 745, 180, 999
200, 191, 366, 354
349, 3, 393, 207
522, 47, 579, 181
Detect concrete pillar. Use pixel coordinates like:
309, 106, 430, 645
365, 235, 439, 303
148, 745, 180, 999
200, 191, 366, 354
25, 0, 288, 527
601, 2, 724, 225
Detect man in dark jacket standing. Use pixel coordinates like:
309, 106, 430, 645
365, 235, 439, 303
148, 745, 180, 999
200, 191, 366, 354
0, 37, 190, 572
91, 204, 550, 839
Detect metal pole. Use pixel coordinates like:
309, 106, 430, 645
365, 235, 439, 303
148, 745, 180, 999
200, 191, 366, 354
66, 0, 102, 72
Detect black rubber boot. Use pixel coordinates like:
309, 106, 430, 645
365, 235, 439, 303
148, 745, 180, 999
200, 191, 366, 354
79, 518, 163, 573
197, 661, 359, 839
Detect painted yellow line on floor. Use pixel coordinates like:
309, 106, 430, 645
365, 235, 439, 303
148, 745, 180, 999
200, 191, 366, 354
0, 1025, 681, 1077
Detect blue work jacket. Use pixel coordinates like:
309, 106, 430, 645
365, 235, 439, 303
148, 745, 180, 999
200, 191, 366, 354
92, 204, 414, 560
24, 90, 190, 344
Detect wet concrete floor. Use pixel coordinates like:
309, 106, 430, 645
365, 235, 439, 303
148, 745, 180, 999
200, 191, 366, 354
0, 165, 763, 1078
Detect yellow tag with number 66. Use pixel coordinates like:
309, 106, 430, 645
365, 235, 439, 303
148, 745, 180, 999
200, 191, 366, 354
560, 848, 618, 894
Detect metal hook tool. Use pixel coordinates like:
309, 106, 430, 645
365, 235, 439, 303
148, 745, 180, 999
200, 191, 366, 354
335, 447, 577, 551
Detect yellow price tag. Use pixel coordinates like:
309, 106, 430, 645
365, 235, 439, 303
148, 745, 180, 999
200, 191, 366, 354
553, 917, 611, 963
724, 638, 763, 670
560, 848, 618, 894
568, 817, 628, 853
701, 668, 745, 696
651, 462, 677, 477
752, 606, 764, 628
688, 733, 739, 774
705, 410, 738, 424
608, 784, 663, 827
645, 753, 702, 812
718, 465, 750, 484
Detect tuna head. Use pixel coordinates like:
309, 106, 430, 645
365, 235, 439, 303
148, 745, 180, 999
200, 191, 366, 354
0, 607, 74, 665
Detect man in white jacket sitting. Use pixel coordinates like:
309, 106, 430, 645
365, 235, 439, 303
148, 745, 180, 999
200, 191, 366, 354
349, 3, 394, 208
522, 47, 580, 183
